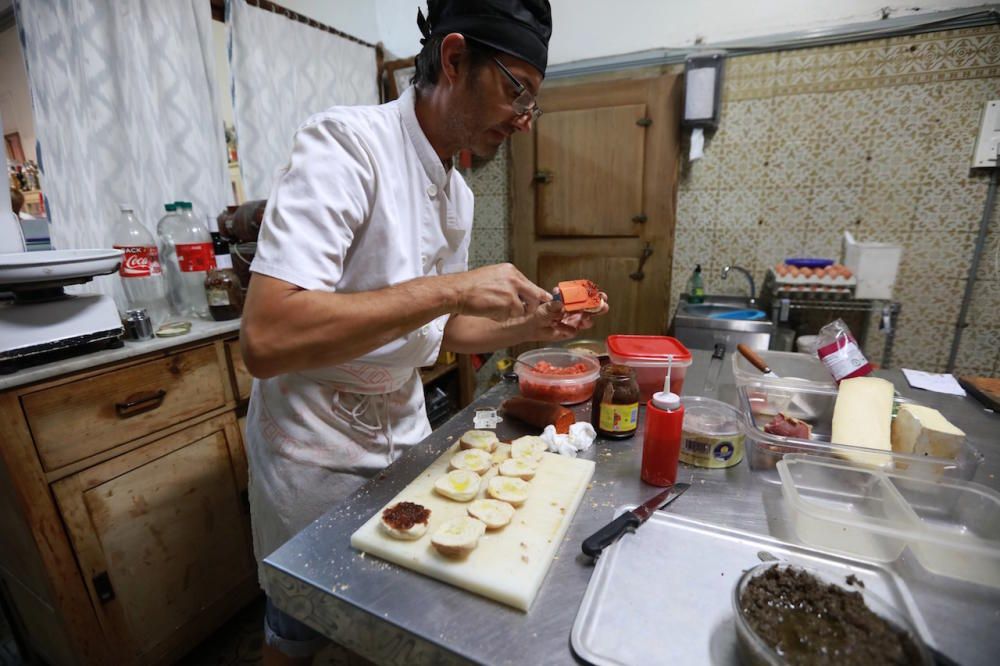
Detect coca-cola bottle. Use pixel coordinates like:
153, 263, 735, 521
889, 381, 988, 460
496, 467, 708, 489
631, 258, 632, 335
111, 205, 170, 325
157, 201, 215, 319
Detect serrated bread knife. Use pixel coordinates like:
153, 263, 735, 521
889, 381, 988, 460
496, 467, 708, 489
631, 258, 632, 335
581, 483, 690, 558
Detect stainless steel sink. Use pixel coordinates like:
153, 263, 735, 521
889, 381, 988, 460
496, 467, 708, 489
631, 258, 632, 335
670, 295, 773, 353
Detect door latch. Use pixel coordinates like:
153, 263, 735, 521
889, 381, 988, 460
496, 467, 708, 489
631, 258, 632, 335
93, 571, 115, 603
636, 117, 652, 127
533, 170, 553, 184
629, 243, 654, 281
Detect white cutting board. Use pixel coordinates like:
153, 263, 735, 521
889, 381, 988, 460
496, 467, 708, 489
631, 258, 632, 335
351, 443, 595, 611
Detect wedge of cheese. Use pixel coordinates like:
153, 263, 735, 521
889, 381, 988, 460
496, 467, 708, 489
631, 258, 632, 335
891, 404, 965, 459
831, 377, 895, 467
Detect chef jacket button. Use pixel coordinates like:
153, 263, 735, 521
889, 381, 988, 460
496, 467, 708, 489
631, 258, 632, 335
420, 325, 430, 337
435, 258, 444, 272
420, 253, 428, 267
427, 184, 438, 197
436, 320, 445, 331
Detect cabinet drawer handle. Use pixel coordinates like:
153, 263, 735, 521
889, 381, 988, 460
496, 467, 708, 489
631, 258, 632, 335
115, 389, 167, 418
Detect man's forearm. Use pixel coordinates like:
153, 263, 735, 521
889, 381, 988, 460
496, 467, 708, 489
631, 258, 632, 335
441, 314, 532, 353
242, 274, 456, 378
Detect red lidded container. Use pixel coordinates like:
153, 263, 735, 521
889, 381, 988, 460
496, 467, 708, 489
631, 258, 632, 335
606, 335, 693, 403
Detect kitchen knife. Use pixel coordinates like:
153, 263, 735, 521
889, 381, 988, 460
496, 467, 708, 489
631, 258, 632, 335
582, 483, 690, 558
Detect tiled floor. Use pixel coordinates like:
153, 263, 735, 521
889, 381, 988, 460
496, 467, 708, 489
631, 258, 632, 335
0, 597, 372, 665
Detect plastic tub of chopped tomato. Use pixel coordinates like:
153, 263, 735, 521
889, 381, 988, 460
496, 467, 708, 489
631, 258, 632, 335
515, 348, 601, 405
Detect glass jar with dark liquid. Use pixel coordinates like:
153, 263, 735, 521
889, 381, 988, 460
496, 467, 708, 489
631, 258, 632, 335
590, 364, 640, 439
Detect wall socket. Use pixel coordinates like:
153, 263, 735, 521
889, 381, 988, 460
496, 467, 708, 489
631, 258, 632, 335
972, 100, 1000, 169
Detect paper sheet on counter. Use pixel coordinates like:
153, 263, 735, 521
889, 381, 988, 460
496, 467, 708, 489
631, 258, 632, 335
902, 369, 967, 397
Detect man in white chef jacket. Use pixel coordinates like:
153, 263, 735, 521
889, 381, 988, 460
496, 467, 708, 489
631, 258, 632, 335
240, 1, 603, 662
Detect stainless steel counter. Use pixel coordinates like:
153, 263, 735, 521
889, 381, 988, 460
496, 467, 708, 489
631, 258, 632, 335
262, 350, 1000, 665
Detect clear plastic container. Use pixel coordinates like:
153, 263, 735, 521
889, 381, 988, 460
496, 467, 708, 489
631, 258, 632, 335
731, 349, 834, 389
778, 455, 1000, 588
733, 561, 932, 665
515, 348, 600, 405
679, 396, 744, 468
737, 381, 983, 484
606, 335, 692, 402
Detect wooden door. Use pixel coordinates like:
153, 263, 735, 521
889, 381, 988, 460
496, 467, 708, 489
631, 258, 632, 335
52, 414, 254, 663
512, 74, 682, 339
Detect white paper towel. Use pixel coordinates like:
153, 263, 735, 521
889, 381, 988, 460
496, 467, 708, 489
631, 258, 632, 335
689, 128, 705, 161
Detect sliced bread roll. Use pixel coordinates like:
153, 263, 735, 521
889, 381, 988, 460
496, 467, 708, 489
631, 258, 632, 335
487, 476, 531, 507
449, 448, 493, 475
467, 499, 515, 529
431, 516, 487, 557
379, 501, 431, 540
491, 442, 512, 465
511, 435, 547, 462
433, 469, 481, 502
460, 430, 499, 452
499, 457, 537, 481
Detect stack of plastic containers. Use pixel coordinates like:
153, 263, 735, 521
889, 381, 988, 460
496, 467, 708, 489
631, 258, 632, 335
777, 454, 1000, 588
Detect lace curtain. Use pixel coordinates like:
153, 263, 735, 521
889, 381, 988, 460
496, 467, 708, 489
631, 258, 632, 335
15, 0, 229, 300
228, 0, 379, 200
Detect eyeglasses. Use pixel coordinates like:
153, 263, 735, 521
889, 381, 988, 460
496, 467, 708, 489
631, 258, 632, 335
492, 58, 542, 122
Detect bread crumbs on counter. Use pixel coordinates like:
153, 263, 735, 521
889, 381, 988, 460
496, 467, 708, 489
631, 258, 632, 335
521, 554, 529, 563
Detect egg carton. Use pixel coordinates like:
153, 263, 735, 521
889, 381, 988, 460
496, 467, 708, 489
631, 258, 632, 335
764, 268, 856, 299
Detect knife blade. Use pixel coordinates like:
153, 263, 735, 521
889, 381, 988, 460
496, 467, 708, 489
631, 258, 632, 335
581, 483, 690, 558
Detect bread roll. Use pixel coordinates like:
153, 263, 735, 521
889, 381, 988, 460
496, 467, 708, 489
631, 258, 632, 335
487, 476, 530, 507
379, 501, 431, 540
459, 430, 499, 452
511, 435, 547, 462
434, 469, 481, 502
499, 457, 537, 480
449, 448, 493, 475
467, 499, 515, 529
431, 516, 487, 557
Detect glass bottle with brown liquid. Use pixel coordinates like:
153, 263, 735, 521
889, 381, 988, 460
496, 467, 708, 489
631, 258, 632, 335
204, 220, 244, 320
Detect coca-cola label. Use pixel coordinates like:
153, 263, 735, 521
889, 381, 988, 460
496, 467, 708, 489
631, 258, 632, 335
175, 243, 216, 273
114, 245, 162, 278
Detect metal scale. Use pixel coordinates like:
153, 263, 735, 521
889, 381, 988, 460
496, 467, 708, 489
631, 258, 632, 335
1, 110, 124, 373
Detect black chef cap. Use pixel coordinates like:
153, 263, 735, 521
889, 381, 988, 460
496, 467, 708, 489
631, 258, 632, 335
417, 0, 552, 75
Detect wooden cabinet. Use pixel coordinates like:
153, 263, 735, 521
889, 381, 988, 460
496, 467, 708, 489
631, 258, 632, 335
0, 336, 256, 665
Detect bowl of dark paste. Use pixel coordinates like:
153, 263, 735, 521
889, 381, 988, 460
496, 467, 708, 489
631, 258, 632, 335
732, 562, 931, 666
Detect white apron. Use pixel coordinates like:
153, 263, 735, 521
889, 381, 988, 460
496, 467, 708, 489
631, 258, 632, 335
243, 86, 473, 565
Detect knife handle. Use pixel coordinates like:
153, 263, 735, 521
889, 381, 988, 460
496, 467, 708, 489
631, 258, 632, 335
737, 344, 771, 375
582, 512, 641, 558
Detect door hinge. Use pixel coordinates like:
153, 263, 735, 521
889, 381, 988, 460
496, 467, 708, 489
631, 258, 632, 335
632, 214, 648, 223
93, 571, 115, 603
636, 117, 652, 127
533, 170, 553, 184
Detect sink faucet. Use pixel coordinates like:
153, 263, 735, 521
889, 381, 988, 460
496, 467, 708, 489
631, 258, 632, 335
721, 265, 756, 305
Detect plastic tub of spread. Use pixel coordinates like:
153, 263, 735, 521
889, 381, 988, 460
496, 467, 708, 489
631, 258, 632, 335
778, 455, 1000, 588
515, 348, 600, 405
606, 335, 692, 402
737, 381, 984, 484
679, 396, 744, 468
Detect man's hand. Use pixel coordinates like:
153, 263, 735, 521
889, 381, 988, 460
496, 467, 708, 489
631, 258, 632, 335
524, 291, 610, 342
446, 263, 551, 321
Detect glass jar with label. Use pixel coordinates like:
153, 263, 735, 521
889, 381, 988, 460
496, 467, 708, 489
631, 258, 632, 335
204, 217, 244, 320
590, 364, 640, 439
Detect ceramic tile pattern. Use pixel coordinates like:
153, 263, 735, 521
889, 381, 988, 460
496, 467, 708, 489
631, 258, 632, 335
463, 142, 511, 270
673, 25, 1000, 374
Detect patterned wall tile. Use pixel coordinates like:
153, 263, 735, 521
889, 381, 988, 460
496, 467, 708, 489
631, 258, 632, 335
913, 178, 990, 233
673, 25, 999, 372
952, 325, 1000, 376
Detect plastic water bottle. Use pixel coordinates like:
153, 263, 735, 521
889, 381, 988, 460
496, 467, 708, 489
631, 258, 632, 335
111, 205, 170, 326
157, 201, 215, 319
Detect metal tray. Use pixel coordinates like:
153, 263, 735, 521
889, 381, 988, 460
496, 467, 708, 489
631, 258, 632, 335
571, 512, 931, 666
